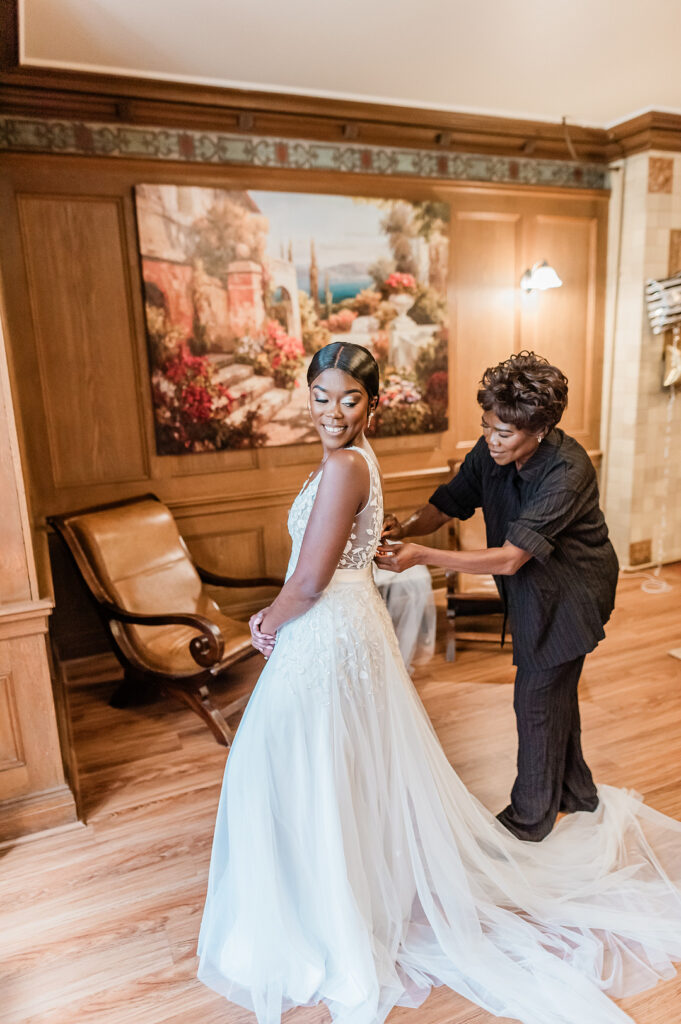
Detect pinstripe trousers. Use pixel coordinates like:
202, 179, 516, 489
496, 655, 599, 842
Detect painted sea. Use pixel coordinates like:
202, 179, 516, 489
296, 270, 374, 303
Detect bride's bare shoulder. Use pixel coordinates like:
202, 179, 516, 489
319, 448, 370, 494
325, 447, 370, 474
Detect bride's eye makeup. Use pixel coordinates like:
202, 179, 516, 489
312, 390, 359, 408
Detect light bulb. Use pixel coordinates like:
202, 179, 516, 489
520, 261, 562, 292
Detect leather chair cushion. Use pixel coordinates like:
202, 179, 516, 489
70, 499, 253, 674
71, 501, 202, 612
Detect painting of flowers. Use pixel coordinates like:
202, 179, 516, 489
134, 184, 449, 453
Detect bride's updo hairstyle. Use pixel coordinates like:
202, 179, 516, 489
307, 342, 380, 404
477, 350, 568, 434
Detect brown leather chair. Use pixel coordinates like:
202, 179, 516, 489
48, 494, 283, 745
444, 462, 505, 663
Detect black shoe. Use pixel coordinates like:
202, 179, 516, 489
496, 807, 552, 843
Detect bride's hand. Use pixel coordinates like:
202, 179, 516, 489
374, 542, 423, 573
381, 514, 404, 541
249, 609, 276, 659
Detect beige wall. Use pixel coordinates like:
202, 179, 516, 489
602, 151, 681, 568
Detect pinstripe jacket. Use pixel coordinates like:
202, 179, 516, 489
429, 429, 619, 669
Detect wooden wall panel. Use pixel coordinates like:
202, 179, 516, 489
521, 213, 598, 443
182, 524, 265, 578
0, 345, 33, 604
17, 195, 148, 488
0, 616, 71, 804
451, 211, 522, 449
0, 288, 77, 839
0, 672, 25, 772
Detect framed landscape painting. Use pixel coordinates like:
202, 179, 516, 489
134, 184, 449, 453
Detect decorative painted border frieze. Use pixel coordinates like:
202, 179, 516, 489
0, 116, 609, 190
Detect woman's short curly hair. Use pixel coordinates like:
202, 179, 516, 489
477, 351, 568, 434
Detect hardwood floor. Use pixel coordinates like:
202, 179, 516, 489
3, 566, 681, 1024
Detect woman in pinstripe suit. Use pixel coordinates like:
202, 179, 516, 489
378, 351, 619, 842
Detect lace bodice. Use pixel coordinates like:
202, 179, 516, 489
286, 445, 383, 580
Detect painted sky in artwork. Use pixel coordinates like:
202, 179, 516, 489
249, 190, 392, 281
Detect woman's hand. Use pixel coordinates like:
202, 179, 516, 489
374, 542, 424, 573
249, 608, 276, 659
381, 514, 404, 541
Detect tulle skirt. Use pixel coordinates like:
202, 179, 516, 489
373, 564, 436, 671
197, 567, 681, 1024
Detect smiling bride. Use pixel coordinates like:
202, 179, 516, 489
197, 341, 681, 1024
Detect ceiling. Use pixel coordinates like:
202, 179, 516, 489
19, 0, 681, 129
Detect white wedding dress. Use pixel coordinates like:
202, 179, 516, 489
197, 444, 681, 1024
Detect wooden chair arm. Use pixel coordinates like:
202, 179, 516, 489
196, 566, 285, 589
102, 601, 225, 667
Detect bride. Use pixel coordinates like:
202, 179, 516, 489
197, 341, 681, 1024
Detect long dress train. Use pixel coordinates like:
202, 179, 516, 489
197, 444, 681, 1024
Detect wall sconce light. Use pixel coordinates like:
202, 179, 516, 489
520, 260, 562, 292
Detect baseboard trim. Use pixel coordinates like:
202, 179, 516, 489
0, 783, 78, 843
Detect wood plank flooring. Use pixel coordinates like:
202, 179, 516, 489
2, 566, 681, 1024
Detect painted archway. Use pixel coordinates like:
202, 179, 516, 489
269, 257, 302, 339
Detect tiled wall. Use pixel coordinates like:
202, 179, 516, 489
602, 151, 681, 567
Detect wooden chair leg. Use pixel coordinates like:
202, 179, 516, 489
445, 612, 457, 663
163, 681, 240, 746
